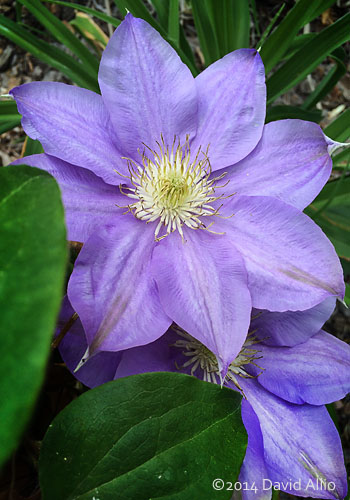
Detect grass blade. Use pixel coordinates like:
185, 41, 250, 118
324, 108, 350, 142
302, 54, 346, 110
168, 0, 179, 46
260, 0, 331, 73
266, 105, 322, 124
256, 3, 285, 52
266, 13, 350, 104
191, 0, 220, 66
43, 0, 121, 28
19, 0, 99, 75
0, 15, 99, 92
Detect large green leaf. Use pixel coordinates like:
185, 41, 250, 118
0, 165, 67, 467
266, 13, 350, 104
40, 372, 246, 500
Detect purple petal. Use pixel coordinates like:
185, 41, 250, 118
249, 330, 350, 405
58, 297, 122, 388
252, 297, 336, 347
239, 400, 271, 500
191, 49, 266, 171
114, 329, 179, 379
218, 120, 332, 210
98, 14, 197, 159
11, 153, 123, 242
67, 216, 171, 356
151, 229, 251, 376
10, 82, 125, 184
240, 379, 347, 499
219, 195, 344, 311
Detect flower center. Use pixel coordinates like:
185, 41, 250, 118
173, 327, 263, 393
119, 136, 230, 241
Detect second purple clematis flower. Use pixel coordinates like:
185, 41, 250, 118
57, 298, 350, 500
10, 15, 344, 375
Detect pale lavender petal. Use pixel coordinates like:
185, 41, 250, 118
239, 400, 271, 500
240, 379, 347, 499
151, 229, 251, 376
252, 297, 336, 347
68, 216, 171, 356
98, 14, 197, 159
10, 82, 126, 184
217, 120, 332, 210
219, 195, 344, 311
58, 297, 122, 388
249, 330, 350, 405
11, 153, 123, 242
191, 49, 266, 171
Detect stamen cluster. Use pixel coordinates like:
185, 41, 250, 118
120, 136, 229, 241
173, 327, 263, 392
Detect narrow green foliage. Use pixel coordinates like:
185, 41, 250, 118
44, 0, 121, 28
266, 105, 322, 124
325, 109, 350, 142
17, 0, 99, 75
256, 3, 285, 52
168, 0, 179, 46
302, 53, 346, 110
0, 100, 21, 134
0, 15, 99, 91
260, 0, 333, 73
191, 0, 220, 66
266, 13, 350, 104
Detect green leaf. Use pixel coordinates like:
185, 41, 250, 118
168, 0, 179, 46
0, 119, 21, 135
260, 0, 318, 73
324, 108, 350, 142
150, 0, 169, 28
0, 15, 99, 91
306, 0, 338, 26
0, 165, 67, 467
18, 0, 99, 75
345, 283, 350, 306
42, 0, 121, 28
22, 136, 44, 156
212, 0, 250, 53
266, 105, 322, 124
312, 177, 350, 203
40, 372, 246, 500
266, 13, 350, 104
0, 99, 21, 133
191, 0, 220, 66
70, 12, 109, 52
302, 51, 346, 110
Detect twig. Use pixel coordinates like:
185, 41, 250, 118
51, 312, 79, 350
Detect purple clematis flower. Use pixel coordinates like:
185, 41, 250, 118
58, 297, 350, 500
10, 15, 344, 375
